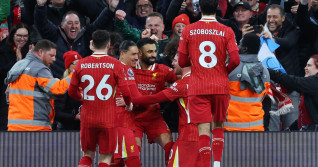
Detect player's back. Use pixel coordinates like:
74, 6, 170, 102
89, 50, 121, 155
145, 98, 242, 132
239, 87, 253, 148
75, 54, 126, 128
179, 17, 238, 95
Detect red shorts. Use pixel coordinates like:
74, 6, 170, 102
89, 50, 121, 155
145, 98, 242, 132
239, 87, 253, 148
189, 94, 230, 123
80, 127, 117, 154
113, 127, 140, 159
134, 111, 171, 143
167, 139, 200, 167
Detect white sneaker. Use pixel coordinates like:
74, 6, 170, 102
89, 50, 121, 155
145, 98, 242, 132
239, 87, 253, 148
213, 161, 220, 167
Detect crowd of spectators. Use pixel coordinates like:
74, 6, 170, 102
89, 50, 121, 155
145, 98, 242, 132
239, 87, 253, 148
0, 0, 318, 132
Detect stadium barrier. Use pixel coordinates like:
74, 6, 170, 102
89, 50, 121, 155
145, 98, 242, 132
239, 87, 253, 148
0, 132, 317, 167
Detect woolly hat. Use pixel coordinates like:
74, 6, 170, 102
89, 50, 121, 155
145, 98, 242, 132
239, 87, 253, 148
241, 33, 260, 54
63, 51, 82, 69
172, 14, 190, 30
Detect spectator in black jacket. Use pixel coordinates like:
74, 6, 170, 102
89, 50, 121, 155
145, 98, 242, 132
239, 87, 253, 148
261, 4, 301, 131
54, 51, 82, 130
216, 1, 280, 44
34, 0, 120, 78
268, 54, 318, 131
0, 23, 31, 131
23, 0, 87, 26
296, 0, 318, 76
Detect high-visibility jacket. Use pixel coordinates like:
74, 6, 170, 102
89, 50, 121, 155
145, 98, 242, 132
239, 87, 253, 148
224, 54, 270, 131
5, 53, 71, 131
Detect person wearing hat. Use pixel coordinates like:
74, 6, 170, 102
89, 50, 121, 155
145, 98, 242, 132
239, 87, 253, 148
54, 51, 82, 130
217, 0, 281, 44
224, 33, 270, 131
242, 0, 267, 15
170, 13, 190, 39
62, 51, 82, 78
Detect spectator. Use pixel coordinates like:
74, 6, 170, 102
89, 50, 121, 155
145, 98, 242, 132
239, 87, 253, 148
0, 0, 10, 23
0, 23, 30, 130
5, 39, 72, 131
6, 0, 22, 30
268, 54, 318, 131
170, 13, 190, 39
23, 0, 87, 27
54, 51, 82, 130
283, 0, 301, 25
261, 4, 301, 131
34, 0, 120, 78
296, 0, 318, 75
0, 0, 10, 41
224, 33, 270, 131
69, 0, 127, 31
217, 0, 280, 44
115, 11, 170, 65
242, 0, 267, 15
126, 0, 154, 30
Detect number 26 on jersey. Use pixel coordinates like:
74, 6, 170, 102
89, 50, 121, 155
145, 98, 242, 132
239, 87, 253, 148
81, 74, 113, 101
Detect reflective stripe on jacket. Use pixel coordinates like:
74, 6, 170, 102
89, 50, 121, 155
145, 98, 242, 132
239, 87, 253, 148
6, 53, 71, 131
224, 54, 270, 131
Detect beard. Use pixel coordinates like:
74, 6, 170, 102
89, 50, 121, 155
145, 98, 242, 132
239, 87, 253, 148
142, 56, 156, 65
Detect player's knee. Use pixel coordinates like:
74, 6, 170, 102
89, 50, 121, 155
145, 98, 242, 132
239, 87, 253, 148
99, 153, 113, 164
155, 133, 172, 147
84, 150, 96, 159
198, 123, 211, 135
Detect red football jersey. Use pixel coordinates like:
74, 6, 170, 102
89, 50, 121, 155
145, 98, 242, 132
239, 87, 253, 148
133, 63, 176, 119
115, 63, 137, 129
178, 16, 238, 95
70, 52, 128, 128
163, 72, 199, 141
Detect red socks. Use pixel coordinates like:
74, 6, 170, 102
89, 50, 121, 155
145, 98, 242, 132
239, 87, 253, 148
212, 128, 224, 162
163, 142, 174, 164
109, 163, 124, 167
78, 156, 92, 167
125, 156, 141, 167
137, 145, 141, 153
199, 135, 211, 167
98, 163, 110, 167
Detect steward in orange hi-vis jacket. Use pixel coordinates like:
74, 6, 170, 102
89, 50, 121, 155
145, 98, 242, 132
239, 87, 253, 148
4, 40, 72, 131
224, 54, 270, 131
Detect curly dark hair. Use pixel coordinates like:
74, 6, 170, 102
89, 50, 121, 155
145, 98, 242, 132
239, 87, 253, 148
163, 37, 180, 60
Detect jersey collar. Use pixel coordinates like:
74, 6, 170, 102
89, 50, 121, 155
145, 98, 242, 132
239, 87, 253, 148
182, 71, 191, 79
136, 61, 156, 71
200, 16, 217, 22
91, 52, 108, 57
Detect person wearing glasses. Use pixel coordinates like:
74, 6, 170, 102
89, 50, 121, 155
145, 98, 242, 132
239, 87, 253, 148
126, 0, 154, 30
0, 23, 31, 131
